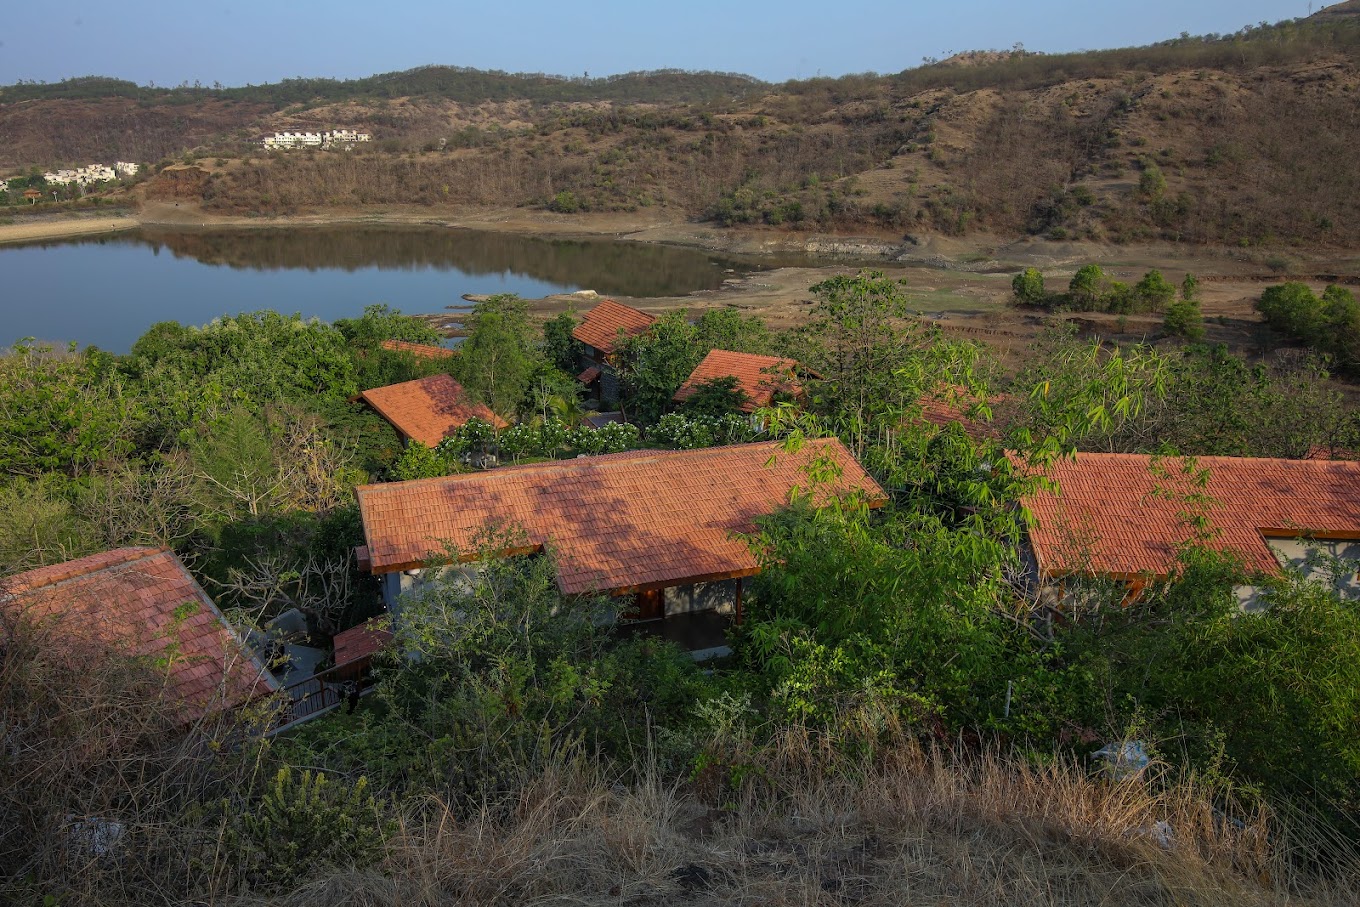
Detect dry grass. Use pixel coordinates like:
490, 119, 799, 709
258, 737, 1358, 907
4, 613, 1356, 906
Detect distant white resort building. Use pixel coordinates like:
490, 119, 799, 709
260, 129, 372, 150
114, 161, 140, 177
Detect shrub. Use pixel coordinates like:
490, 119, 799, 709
1011, 267, 1046, 306
1164, 298, 1206, 340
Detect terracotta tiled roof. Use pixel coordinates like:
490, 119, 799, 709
356, 439, 886, 595
916, 385, 1010, 441
572, 299, 655, 355
1, 548, 278, 722
673, 350, 803, 413
1021, 453, 1360, 580
360, 374, 508, 446
333, 618, 393, 666
379, 339, 457, 360
577, 366, 601, 384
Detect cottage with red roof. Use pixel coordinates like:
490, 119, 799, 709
1, 548, 278, 723
359, 373, 508, 447
1020, 453, 1360, 607
355, 439, 886, 652
571, 299, 655, 402
673, 350, 807, 415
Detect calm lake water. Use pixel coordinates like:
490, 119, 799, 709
1, 226, 773, 353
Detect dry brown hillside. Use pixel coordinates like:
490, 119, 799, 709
7, 13, 1360, 247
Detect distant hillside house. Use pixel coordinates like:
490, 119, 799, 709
260, 130, 372, 151
1020, 453, 1360, 609
673, 349, 808, 416
378, 338, 457, 360
572, 299, 656, 402
354, 439, 886, 653
360, 373, 507, 447
1, 548, 278, 723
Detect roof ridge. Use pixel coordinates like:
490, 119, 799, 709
355, 438, 837, 496
4, 546, 166, 594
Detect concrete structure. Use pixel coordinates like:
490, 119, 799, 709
261, 130, 372, 150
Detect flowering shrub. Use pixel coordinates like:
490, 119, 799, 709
646, 412, 756, 450
570, 420, 641, 455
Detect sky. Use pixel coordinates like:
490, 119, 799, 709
0, 0, 1323, 87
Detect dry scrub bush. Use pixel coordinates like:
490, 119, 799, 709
254, 733, 1358, 907
0, 612, 260, 905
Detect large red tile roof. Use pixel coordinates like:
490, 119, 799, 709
572, 299, 655, 355
673, 350, 803, 413
360, 373, 508, 447
1021, 453, 1360, 580
356, 439, 886, 595
379, 339, 457, 360
1, 548, 278, 722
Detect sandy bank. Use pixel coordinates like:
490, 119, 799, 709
0, 215, 139, 246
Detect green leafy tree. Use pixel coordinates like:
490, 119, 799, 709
1257, 282, 1324, 342
680, 375, 750, 417
542, 310, 582, 374
128, 311, 358, 440
1164, 298, 1206, 341
0, 343, 141, 479
1134, 269, 1176, 313
1011, 267, 1046, 306
453, 294, 541, 417
1067, 264, 1105, 311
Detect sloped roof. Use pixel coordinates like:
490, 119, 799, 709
572, 299, 655, 355
673, 350, 803, 413
378, 339, 457, 360
1021, 453, 1360, 579
916, 385, 1009, 441
356, 439, 886, 595
360, 373, 508, 447
1, 548, 278, 722
333, 618, 392, 666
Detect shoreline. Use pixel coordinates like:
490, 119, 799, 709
4, 202, 1360, 280
0, 214, 139, 246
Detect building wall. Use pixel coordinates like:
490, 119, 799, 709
663, 579, 738, 616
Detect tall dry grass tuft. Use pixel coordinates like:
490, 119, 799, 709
257, 733, 1358, 907
0, 612, 262, 906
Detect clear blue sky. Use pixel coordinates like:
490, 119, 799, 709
0, 0, 1320, 87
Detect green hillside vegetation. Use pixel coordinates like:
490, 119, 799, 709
2, 276, 1360, 903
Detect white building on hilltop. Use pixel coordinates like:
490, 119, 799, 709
260, 129, 371, 151
114, 161, 140, 177
43, 164, 117, 187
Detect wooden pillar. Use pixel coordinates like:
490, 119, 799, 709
734, 577, 744, 626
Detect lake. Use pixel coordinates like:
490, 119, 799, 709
0, 226, 779, 353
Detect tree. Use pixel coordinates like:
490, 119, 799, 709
0, 343, 141, 479
453, 294, 541, 417
1163, 298, 1206, 341
679, 376, 750, 417
1134, 269, 1176, 313
1011, 267, 1046, 306
1067, 265, 1105, 311
1257, 282, 1323, 342
542, 310, 581, 374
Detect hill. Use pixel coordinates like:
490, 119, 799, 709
6, 13, 1360, 248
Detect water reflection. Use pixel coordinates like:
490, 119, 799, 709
1, 226, 785, 353
135, 226, 763, 297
